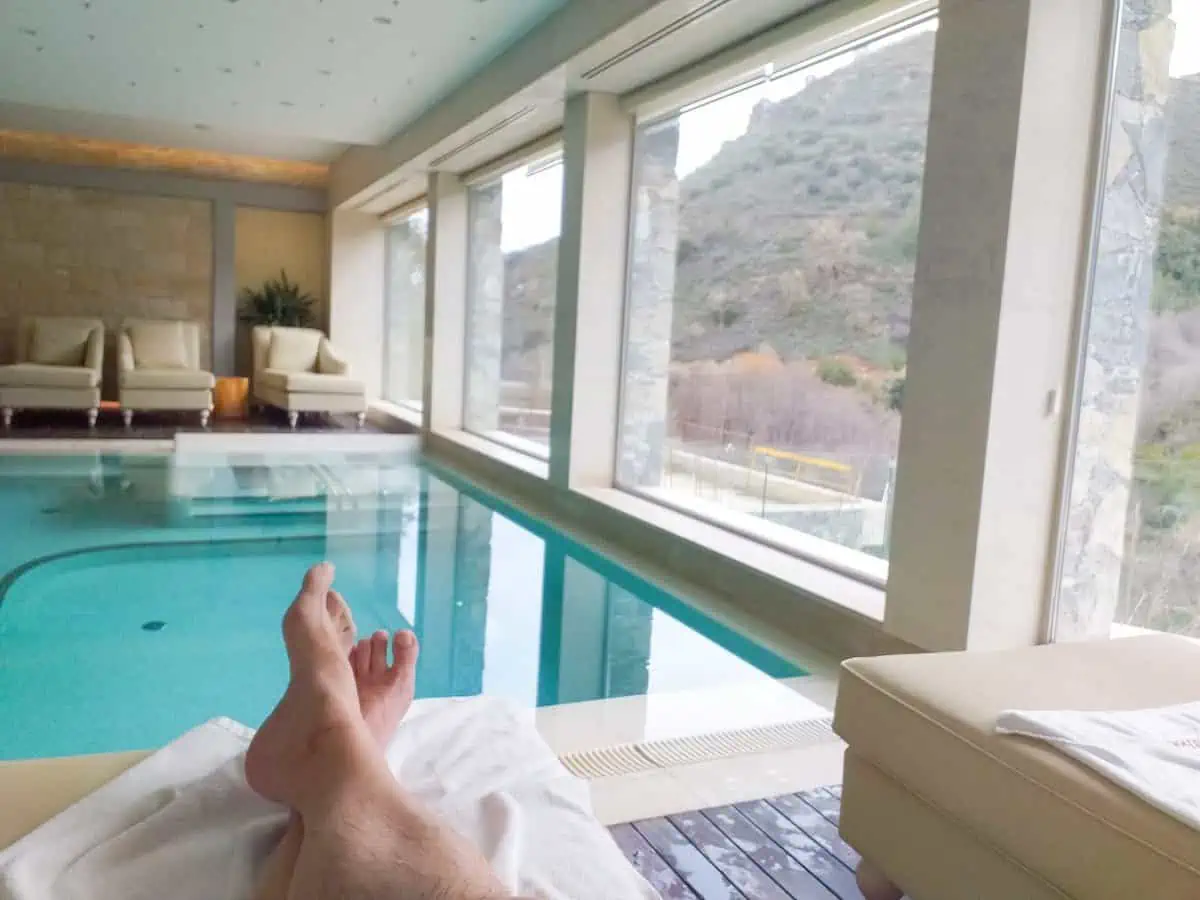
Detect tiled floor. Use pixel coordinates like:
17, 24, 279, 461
612, 786, 864, 899
0, 408, 389, 439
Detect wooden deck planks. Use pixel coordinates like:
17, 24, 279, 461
611, 787, 864, 900
634, 817, 747, 899
610, 823, 701, 899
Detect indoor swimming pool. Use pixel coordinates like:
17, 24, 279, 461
0, 448, 805, 759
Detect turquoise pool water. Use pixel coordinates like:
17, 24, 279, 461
0, 449, 803, 760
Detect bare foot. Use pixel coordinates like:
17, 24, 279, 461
245, 563, 366, 805
349, 627, 420, 747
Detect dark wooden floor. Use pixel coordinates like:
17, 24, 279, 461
611, 786, 863, 899
0, 408, 388, 439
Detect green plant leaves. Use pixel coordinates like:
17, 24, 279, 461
237, 269, 317, 327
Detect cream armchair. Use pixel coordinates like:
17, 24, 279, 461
0, 317, 104, 428
251, 326, 366, 429
118, 319, 215, 428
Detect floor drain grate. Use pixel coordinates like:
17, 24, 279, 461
558, 716, 837, 779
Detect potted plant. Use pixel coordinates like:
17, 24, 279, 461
237, 270, 318, 328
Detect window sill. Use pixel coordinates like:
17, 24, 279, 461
577, 486, 886, 624
627, 484, 888, 589
370, 399, 422, 430
432, 428, 549, 480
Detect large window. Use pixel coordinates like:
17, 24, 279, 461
462, 151, 563, 458
615, 18, 936, 576
1055, 2, 1199, 639
383, 207, 428, 408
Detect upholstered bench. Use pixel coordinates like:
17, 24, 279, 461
834, 635, 1200, 900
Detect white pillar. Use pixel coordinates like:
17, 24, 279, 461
548, 93, 636, 488
423, 172, 470, 435
884, 0, 1113, 651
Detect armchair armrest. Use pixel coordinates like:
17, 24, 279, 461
85, 326, 104, 374
318, 339, 350, 376
118, 333, 135, 373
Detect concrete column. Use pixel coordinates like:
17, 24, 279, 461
549, 93, 636, 488
463, 181, 505, 434
328, 209, 386, 398
211, 198, 236, 376
424, 173, 469, 434
884, 0, 1114, 651
1055, 0, 1175, 639
617, 121, 681, 488
383, 214, 428, 403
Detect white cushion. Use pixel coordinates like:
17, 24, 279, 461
266, 329, 322, 372
260, 368, 364, 395
129, 321, 188, 370
121, 368, 215, 391
29, 320, 93, 367
317, 341, 348, 375
0, 363, 100, 389
837, 636, 1200, 900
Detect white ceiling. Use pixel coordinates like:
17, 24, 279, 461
0, 0, 571, 162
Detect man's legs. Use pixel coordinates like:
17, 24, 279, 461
254, 594, 424, 900
245, 563, 510, 900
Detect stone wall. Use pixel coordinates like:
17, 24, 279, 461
0, 181, 212, 391
618, 121, 681, 487
464, 182, 504, 432
1056, 0, 1175, 639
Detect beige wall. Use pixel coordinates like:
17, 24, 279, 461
0, 181, 213, 391
234, 206, 327, 325
233, 206, 327, 376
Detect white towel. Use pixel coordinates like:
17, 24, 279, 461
0, 698, 656, 900
996, 701, 1200, 831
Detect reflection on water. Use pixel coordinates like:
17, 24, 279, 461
0, 452, 802, 758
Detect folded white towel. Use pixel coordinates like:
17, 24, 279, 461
0, 698, 656, 900
996, 701, 1200, 831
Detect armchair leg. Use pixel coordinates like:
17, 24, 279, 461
87, 408, 99, 430
200, 409, 211, 429
122, 409, 133, 429
857, 860, 903, 900
1, 408, 11, 429
287, 411, 299, 430
355, 411, 367, 430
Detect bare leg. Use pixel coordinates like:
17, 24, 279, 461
87, 407, 99, 429
123, 410, 133, 429
857, 859, 904, 900
255, 594, 420, 900
287, 411, 299, 430
246, 564, 507, 900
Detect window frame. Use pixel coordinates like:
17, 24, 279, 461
381, 202, 429, 409
459, 145, 565, 465
611, 8, 939, 588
